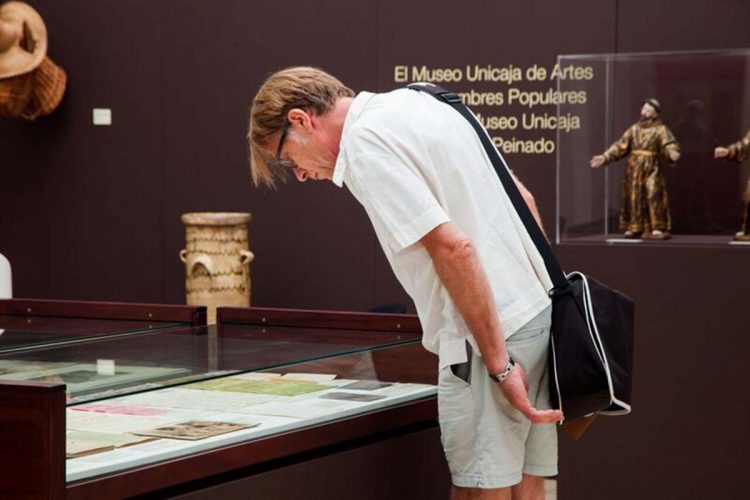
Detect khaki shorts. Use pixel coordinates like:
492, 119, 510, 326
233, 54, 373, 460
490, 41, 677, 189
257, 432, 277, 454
437, 306, 557, 489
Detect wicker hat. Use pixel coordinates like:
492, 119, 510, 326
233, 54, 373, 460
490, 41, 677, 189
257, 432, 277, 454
0, 1, 46, 79
0, 1, 66, 120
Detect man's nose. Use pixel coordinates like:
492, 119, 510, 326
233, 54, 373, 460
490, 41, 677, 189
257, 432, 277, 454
293, 167, 308, 182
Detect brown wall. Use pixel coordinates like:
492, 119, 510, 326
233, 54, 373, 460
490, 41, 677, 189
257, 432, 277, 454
2, 1, 750, 498
2, 0, 619, 309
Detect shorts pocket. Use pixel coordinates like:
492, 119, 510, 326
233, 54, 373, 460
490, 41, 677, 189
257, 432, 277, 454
449, 359, 472, 384
507, 326, 548, 345
438, 366, 477, 474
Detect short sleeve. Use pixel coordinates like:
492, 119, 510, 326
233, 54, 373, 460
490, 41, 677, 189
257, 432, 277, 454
344, 152, 449, 253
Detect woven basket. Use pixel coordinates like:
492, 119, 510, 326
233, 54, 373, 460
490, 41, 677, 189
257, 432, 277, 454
0, 56, 66, 119
0, 68, 33, 117
22, 55, 66, 119
179, 212, 254, 324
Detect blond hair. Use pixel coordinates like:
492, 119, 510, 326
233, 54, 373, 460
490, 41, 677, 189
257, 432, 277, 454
247, 67, 355, 188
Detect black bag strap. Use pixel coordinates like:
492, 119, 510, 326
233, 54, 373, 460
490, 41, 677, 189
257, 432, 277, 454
407, 82, 568, 292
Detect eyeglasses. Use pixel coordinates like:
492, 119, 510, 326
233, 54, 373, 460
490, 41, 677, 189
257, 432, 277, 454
274, 124, 295, 169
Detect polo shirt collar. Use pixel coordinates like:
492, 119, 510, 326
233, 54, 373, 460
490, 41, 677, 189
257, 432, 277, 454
332, 91, 375, 187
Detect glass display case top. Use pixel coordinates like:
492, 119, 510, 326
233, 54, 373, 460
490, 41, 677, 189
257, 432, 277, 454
0, 322, 422, 404
0, 314, 190, 353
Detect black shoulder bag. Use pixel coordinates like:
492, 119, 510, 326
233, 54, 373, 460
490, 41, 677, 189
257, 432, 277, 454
407, 82, 635, 424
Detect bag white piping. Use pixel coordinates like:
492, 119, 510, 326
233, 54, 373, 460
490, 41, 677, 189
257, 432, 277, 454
550, 331, 564, 423
556, 272, 632, 417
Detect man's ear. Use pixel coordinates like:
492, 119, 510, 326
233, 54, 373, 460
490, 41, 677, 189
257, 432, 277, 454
287, 108, 312, 130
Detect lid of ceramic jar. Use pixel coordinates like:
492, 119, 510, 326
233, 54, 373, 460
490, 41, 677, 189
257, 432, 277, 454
181, 212, 252, 226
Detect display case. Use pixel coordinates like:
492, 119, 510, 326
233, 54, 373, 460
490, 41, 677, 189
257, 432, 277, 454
0, 298, 206, 353
556, 49, 750, 246
0, 306, 445, 499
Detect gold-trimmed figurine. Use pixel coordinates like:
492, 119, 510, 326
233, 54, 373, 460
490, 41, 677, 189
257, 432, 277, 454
714, 129, 750, 241
590, 99, 681, 240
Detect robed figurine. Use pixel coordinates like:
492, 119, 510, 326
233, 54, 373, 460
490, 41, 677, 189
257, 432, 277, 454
590, 99, 681, 240
714, 130, 750, 241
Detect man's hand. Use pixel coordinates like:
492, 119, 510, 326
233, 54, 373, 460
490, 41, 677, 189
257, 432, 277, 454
498, 362, 564, 424
715, 146, 729, 159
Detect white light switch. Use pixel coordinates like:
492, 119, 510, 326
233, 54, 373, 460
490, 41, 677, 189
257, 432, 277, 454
93, 108, 112, 126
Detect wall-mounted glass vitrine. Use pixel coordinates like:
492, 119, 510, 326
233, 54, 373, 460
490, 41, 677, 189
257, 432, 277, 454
556, 49, 750, 246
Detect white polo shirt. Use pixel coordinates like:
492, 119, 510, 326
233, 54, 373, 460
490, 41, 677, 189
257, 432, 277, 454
333, 89, 552, 369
